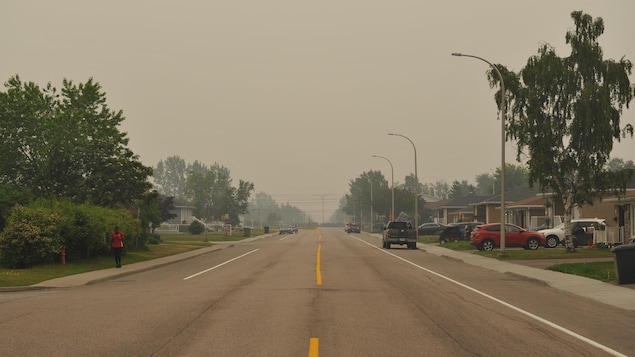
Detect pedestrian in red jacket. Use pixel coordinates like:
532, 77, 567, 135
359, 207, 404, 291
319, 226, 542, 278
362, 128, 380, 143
111, 226, 125, 268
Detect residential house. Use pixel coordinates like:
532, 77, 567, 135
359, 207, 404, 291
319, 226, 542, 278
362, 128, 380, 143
425, 175, 635, 244
164, 198, 196, 225
441, 188, 562, 230
468, 188, 545, 227
506, 193, 563, 231
578, 179, 635, 244
424, 196, 489, 225
423, 199, 449, 224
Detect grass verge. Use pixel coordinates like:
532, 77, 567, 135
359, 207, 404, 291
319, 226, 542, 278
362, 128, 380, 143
0, 229, 265, 287
547, 262, 616, 283
422, 235, 618, 283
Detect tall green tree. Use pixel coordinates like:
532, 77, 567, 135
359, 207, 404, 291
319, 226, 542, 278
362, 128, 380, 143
403, 173, 423, 196
475, 173, 497, 196
0, 76, 152, 207
490, 11, 634, 251
153, 156, 187, 198
607, 157, 635, 172
244, 192, 281, 227
449, 180, 476, 200
182, 162, 254, 226
421, 180, 450, 200
475, 164, 529, 195
344, 171, 390, 225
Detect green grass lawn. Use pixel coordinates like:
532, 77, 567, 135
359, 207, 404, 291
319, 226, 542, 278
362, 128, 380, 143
547, 261, 616, 283
0, 229, 266, 287
473, 246, 614, 260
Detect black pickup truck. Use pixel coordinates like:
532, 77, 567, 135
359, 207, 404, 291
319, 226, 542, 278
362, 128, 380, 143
382, 221, 417, 249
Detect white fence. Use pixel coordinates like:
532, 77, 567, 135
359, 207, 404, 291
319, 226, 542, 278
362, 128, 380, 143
156, 223, 180, 234
594, 227, 628, 246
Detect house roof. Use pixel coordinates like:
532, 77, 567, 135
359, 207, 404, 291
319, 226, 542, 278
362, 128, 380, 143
170, 197, 196, 208
507, 194, 550, 209
602, 189, 635, 203
424, 199, 450, 209
420, 194, 443, 203
475, 187, 543, 205
435, 196, 490, 209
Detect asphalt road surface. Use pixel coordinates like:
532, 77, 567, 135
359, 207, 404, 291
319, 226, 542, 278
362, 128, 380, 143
1, 228, 634, 356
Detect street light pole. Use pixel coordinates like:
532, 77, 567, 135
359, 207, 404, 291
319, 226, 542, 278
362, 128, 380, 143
368, 178, 373, 233
452, 52, 507, 256
352, 185, 363, 228
372, 155, 395, 221
388, 133, 418, 237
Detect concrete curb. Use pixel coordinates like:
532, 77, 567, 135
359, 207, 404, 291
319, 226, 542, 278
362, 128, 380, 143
1, 233, 276, 292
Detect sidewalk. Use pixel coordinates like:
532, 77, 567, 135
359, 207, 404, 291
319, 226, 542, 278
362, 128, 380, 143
419, 243, 635, 311
3, 234, 635, 311
0, 238, 266, 292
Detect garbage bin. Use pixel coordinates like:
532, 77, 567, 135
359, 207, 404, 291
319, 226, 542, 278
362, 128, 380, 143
243, 227, 251, 237
611, 244, 635, 284
264, 226, 270, 234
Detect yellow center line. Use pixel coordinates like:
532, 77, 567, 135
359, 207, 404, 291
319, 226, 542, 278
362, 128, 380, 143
311, 232, 321, 357
316, 242, 322, 286
308, 337, 319, 357
316, 229, 323, 285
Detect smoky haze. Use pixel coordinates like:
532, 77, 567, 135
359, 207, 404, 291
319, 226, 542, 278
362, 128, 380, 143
2, 1, 634, 222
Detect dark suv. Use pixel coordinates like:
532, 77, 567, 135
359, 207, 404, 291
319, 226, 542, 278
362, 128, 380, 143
346, 222, 361, 233
439, 222, 483, 244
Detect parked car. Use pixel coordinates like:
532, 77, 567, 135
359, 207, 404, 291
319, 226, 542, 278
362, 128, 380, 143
418, 222, 449, 235
346, 222, 361, 233
439, 222, 484, 244
538, 218, 606, 248
470, 223, 546, 251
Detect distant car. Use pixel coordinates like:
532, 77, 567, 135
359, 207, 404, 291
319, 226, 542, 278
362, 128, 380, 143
279, 225, 293, 234
439, 222, 484, 244
470, 223, 545, 251
418, 222, 449, 235
346, 222, 361, 233
292, 225, 299, 234
538, 218, 606, 248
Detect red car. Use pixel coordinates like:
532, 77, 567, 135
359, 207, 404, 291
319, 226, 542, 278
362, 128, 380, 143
470, 223, 545, 251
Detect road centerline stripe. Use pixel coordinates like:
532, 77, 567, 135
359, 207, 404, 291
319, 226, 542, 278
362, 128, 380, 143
308, 337, 319, 357
316, 242, 322, 286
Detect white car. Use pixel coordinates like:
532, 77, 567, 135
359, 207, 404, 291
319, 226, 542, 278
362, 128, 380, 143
538, 218, 606, 248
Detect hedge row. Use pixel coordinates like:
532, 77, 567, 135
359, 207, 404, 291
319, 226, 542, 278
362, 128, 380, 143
0, 199, 141, 268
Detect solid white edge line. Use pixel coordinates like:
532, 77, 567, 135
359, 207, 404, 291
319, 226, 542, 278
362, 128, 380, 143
183, 249, 260, 280
353, 237, 627, 357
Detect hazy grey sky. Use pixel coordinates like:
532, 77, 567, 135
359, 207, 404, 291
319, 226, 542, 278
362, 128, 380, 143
2, 1, 634, 222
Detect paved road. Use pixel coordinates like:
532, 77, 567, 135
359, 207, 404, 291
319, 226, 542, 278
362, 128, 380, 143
1, 228, 634, 356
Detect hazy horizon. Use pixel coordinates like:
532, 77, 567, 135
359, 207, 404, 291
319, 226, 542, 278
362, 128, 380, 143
2, 1, 634, 222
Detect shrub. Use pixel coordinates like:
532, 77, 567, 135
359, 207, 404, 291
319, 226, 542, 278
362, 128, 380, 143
0, 205, 65, 268
148, 233, 161, 245
188, 221, 205, 235
0, 199, 143, 267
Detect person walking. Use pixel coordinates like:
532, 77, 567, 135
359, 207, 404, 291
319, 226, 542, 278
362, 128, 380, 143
111, 226, 125, 268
